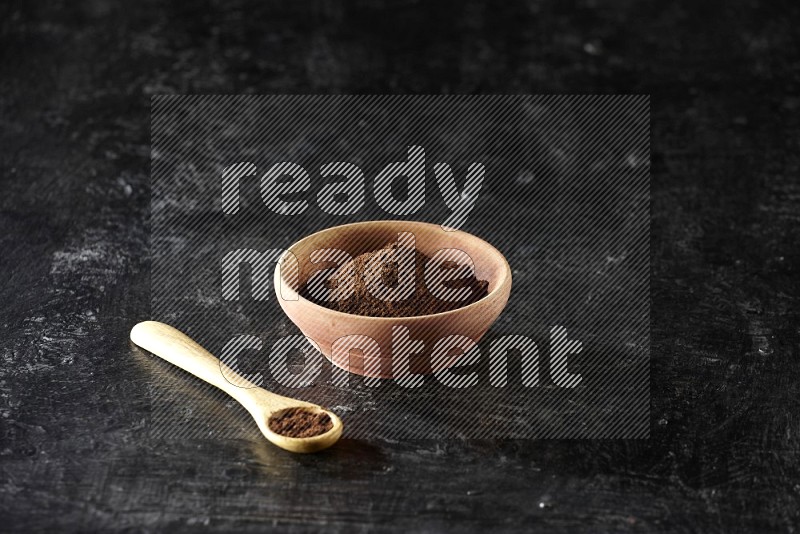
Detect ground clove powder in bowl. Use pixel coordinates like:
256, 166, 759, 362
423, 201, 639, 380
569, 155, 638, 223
300, 240, 489, 317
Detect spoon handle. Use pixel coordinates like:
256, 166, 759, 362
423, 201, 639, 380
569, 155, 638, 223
130, 321, 259, 403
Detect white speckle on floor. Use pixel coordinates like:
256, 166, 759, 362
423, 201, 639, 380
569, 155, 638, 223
516, 170, 536, 184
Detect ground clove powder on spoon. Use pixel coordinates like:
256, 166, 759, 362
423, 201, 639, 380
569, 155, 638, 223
301, 241, 489, 317
268, 408, 333, 438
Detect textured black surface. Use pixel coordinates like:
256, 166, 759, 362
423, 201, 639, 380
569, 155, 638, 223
149, 94, 649, 440
1, 0, 799, 531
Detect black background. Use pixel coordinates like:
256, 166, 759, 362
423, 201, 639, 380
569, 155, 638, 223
149, 95, 649, 440
2, 0, 799, 531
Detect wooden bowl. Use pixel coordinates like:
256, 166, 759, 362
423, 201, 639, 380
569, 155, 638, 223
273, 221, 512, 378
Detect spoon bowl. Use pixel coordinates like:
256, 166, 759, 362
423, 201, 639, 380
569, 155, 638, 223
130, 321, 343, 453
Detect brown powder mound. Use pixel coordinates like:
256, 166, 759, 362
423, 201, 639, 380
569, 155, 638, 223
268, 408, 333, 438
301, 241, 489, 317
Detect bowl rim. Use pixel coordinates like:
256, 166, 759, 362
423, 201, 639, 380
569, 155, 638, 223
275, 220, 512, 322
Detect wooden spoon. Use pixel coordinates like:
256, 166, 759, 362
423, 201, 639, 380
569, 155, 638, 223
130, 321, 343, 453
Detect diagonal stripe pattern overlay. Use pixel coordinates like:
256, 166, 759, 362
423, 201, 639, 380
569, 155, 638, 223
150, 95, 650, 440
